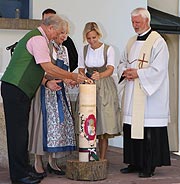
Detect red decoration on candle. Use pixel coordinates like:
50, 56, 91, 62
84, 114, 96, 141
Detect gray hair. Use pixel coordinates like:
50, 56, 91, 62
42, 14, 68, 31
131, 8, 151, 26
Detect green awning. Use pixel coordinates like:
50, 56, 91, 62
148, 6, 180, 34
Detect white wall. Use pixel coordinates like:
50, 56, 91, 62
31, 0, 147, 70
0, 29, 28, 73
0, 0, 147, 148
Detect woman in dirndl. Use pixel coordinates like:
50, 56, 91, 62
28, 20, 76, 178
78, 22, 122, 160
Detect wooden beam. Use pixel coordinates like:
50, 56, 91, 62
0, 18, 41, 30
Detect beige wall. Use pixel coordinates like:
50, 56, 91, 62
148, 0, 179, 151
148, 0, 179, 15
165, 34, 179, 151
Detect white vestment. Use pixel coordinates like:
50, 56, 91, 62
117, 36, 170, 127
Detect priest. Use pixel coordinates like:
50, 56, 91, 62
117, 7, 171, 178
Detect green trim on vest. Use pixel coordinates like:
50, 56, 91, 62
1, 29, 45, 99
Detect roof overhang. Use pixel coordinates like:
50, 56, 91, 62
148, 6, 180, 34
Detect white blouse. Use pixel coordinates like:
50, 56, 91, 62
78, 43, 115, 68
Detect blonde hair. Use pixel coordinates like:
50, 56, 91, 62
131, 8, 151, 26
83, 22, 102, 43
42, 14, 68, 32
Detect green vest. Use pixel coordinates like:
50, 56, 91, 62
1, 29, 45, 99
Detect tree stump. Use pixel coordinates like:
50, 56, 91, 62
66, 159, 107, 181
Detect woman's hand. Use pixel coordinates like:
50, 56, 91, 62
91, 66, 114, 80
91, 71, 100, 80
46, 79, 62, 91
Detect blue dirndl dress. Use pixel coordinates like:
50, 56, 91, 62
41, 58, 76, 153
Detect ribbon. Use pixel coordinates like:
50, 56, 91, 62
79, 147, 99, 161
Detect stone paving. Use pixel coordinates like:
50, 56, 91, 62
1, 147, 180, 184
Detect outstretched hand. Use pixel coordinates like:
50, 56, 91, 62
72, 72, 94, 84
72, 73, 86, 83
80, 72, 94, 84
64, 79, 78, 88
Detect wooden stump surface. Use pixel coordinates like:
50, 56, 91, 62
66, 159, 107, 181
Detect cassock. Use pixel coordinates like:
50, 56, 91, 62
117, 29, 171, 174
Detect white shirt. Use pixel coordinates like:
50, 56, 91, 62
78, 43, 115, 68
118, 36, 170, 127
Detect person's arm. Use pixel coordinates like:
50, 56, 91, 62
78, 68, 85, 75
91, 65, 114, 80
41, 77, 47, 86
78, 68, 93, 84
27, 35, 86, 83
117, 48, 128, 84
40, 62, 85, 83
42, 77, 62, 91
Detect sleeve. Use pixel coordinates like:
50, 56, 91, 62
117, 48, 128, 83
106, 46, 115, 67
26, 35, 51, 64
116, 48, 128, 108
137, 37, 169, 96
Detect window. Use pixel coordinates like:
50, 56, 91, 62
0, 0, 29, 19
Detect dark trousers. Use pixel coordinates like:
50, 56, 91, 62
1, 82, 31, 181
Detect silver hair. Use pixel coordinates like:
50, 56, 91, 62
42, 14, 68, 31
131, 8, 151, 26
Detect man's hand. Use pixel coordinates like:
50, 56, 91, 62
64, 79, 78, 87
123, 68, 138, 81
72, 73, 86, 83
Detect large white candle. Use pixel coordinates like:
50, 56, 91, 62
79, 84, 97, 162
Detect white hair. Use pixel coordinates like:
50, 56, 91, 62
131, 8, 151, 26
42, 14, 68, 31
